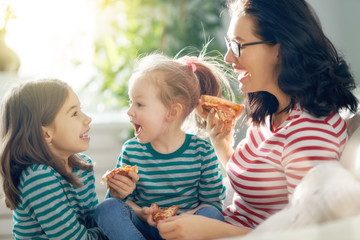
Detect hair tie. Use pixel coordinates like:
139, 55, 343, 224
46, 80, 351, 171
183, 56, 199, 73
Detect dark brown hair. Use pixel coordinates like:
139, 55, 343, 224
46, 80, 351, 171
228, 0, 358, 125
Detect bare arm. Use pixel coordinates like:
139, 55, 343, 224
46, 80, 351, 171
157, 214, 250, 240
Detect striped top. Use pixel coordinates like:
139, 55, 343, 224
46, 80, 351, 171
224, 104, 348, 228
13, 155, 106, 240
108, 134, 226, 212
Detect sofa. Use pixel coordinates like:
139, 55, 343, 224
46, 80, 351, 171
222, 112, 360, 240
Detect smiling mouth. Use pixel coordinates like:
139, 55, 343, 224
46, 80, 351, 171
80, 133, 90, 140
80, 130, 90, 140
238, 71, 249, 81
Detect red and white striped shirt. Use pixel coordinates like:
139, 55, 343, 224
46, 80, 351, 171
223, 104, 348, 228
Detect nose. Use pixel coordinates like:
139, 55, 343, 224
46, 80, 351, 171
127, 106, 134, 117
84, 113, 92, 125
224, 48, 236, 64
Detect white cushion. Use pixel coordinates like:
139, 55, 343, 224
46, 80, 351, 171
248, 161, 360, 234
340, 116, 360, 179
222, 214, 360, 240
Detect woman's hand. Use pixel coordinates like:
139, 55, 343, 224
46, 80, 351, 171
157, 214, 250, 240
205, 108, 235, 165
108, 170, 139, 200
157, 214, 210, 240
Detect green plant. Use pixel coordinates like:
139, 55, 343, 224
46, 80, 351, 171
85, 0, 228, 109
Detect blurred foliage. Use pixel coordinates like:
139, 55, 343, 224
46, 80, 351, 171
87, 0, 229, 108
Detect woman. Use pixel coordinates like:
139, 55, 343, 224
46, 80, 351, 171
156, 0, 358, 239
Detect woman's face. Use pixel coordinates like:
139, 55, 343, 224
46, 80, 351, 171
225, 14, 281, 96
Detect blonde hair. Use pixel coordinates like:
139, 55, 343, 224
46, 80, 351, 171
129, 52, 233, 135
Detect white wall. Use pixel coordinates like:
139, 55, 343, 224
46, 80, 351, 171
307, 0, 360, 85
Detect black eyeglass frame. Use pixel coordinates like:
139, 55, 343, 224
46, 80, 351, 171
224, 36, 274, 57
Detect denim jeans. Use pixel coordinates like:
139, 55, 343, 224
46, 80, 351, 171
94, 198, 225, 240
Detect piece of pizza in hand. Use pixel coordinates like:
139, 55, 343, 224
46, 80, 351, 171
200, 95, 244, 126
150, 203, 179, 223
101, 165, 139, 186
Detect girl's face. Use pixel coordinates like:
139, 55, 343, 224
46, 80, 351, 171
127, 73, 170, 144
43, 89, 92, 160
224, 14, 281, 96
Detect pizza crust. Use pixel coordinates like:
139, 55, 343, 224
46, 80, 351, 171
101, 165, 139, 184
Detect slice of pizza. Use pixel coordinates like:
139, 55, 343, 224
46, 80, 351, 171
200, 95, 244, 126
150, 203, 179, 223
101, 165, 139, 184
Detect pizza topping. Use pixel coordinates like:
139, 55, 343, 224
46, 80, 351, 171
200, 95, 244, 126
101, 165, 139, 184
150, 203, 179, 222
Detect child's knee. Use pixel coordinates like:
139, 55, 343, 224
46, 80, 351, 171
195, 206, 224, 221
95, 198, 125, 218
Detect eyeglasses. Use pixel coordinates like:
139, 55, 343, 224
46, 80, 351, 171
224, 36, 273, 57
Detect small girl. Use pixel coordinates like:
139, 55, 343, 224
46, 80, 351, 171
0, 79, 107, 239
95, 53, 232, 239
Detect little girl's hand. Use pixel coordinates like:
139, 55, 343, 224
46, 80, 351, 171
108, 171, 139, 200
140, 207, 157, 227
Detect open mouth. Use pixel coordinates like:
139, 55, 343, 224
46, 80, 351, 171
133, 123, 143, 137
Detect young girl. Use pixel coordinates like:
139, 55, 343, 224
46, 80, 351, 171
0, 79, 107, 239
94, 53, 232, 239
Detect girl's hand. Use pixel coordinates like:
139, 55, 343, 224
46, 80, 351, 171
108, 170, 139, 200
138, 206, 158, 227
125, 201, 157, 226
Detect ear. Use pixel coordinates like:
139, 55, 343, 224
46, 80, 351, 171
41, 126, 53, 145
274, 43, 281, 64
195, 99, 208, 119
166, 103, 183, 121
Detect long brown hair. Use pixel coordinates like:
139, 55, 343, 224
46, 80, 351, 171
0, 79, 93, 210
